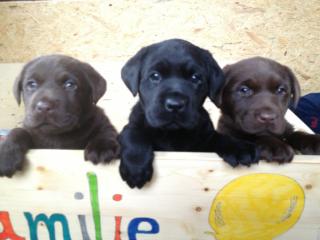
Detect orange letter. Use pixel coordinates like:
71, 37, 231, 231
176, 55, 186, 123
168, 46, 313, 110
0, 211, 25, 240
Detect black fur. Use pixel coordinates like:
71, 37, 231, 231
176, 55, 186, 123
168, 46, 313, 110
119, 39, 259, 188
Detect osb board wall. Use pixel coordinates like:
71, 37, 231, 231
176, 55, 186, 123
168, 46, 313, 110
0, 0, 319, 94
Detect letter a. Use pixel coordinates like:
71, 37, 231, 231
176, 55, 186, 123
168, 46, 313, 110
0, 211, 25, 240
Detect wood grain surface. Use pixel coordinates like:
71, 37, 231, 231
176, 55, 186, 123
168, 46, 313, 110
0, 150, 319, 239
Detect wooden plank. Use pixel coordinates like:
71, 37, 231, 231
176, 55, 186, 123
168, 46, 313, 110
0, 150, 319, 239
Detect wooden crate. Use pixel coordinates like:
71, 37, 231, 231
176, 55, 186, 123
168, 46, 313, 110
0, 151, 319, 240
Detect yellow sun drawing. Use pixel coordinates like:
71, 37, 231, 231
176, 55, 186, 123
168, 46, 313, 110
208, 173, 305, 240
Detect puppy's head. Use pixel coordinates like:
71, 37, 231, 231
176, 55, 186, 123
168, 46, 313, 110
14, 54, 106, 134
217, 57, 300, 136
121, 39, 224, 129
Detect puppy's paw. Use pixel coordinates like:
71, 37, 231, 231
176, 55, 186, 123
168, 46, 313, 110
0, 141, 26, 177
261, 143, 294, 163
293, 134, 320, 154
285, 131, 320, 155
85, 139, 120, 164
221, 140, 260, 167
119, 160, 153, 189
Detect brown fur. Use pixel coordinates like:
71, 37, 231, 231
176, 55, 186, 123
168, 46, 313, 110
0, 55, 119, 177
217, 57, 320, 163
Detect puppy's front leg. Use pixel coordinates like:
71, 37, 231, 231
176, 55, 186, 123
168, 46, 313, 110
119, 126, 154, 189
257, 136, 294, 163
85, 122, 120, 164
209, 131, 259, 167
0, 128, 33, 177
286, 131, 320, 154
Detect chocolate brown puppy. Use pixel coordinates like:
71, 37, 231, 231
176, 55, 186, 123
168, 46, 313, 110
217, 57, 320, 163
119, 39, 259, 188
0, 55, 119, 177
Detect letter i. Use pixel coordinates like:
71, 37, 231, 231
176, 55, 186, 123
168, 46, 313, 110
113, 194, 122, 240
74, 192, 91, 240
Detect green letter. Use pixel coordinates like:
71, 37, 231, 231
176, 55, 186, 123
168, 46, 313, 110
87, 172, 102, 240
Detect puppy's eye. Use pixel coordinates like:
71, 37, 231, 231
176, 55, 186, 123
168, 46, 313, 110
149, 72, 162, 83
238, 85, 253, 97
64, 79, 77, 91
26, 79, 38, 91
276, 85, 287, 95
191, 73, 203, 85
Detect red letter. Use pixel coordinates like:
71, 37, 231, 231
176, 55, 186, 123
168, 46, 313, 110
0, 211, 25, 240
114, 216, 122, 240
113, 194, 123, 240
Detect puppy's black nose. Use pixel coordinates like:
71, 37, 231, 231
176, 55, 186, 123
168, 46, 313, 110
164, 97, 186, 112
35, 100, 53, 113
256, 112, 277, 123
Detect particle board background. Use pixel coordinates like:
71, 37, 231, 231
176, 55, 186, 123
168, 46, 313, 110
0, 0, 319, 91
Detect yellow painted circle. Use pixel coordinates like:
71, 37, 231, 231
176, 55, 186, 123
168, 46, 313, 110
209, 174, 305, 240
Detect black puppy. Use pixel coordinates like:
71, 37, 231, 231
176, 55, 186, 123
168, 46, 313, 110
119, 39, 259, 188
0, 55, 119, 177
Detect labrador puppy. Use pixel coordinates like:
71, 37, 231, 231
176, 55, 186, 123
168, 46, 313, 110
0, 55, 119, 177
217, 57, 320, 163
119, 39, 259, 188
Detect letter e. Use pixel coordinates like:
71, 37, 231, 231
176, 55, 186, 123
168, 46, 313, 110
128, 218, 159, 240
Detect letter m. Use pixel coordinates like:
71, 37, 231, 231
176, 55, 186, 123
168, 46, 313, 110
24, 212, 71, 240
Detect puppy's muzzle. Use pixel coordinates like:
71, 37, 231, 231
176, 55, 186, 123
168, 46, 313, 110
164, 95, 187, 113
163, 93, 188, 114
35, 99, 58, 114
255, 110, 278, 124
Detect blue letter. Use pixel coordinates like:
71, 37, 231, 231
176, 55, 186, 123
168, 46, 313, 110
24, 212, 71, 240
128, 218, 159, 240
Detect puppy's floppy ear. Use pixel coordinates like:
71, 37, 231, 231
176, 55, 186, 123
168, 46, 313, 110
121, 47, 148, 96
81, 62, 107, 104
214, 64, 231, 108
283, 65, 301, 107
203, 50, 225, 105
13, 62, 31, 106
13, 72, 23, 105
